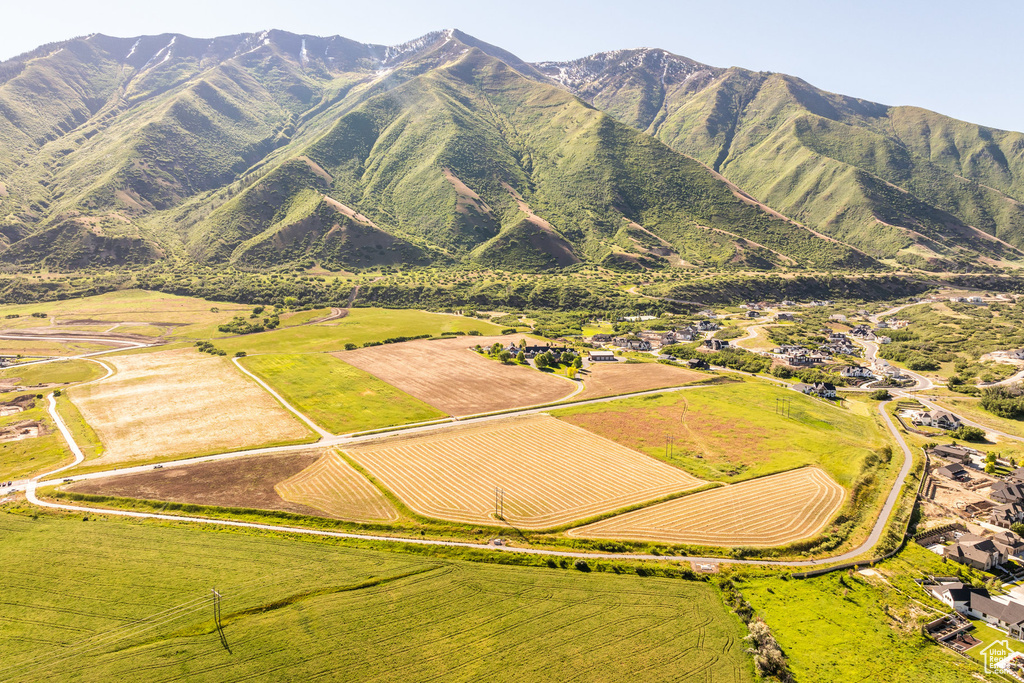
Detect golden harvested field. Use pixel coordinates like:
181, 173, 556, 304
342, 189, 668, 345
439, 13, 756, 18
566, 467, 845, 547
576, 362, 705, 400
344, 414, 704, 528
276, 449, 399, 523
69, 348, 313, 466
337, 335, 574, 416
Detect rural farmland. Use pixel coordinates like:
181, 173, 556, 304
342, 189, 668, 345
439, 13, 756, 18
338, 335, 575, 416
567, 467, 846, 547
575, 361, 707, 400
276, 449, 400, 522
343, 414, 705, 528
68, 348, 315, 465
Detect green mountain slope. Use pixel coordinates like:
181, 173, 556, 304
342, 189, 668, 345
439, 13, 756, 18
0, 30, 871, 271
538, 49, 1024, 269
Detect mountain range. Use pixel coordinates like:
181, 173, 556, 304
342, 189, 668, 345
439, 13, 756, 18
0, 28, 1020, 272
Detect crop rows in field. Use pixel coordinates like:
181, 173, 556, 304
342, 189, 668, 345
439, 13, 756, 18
567, 467, 845, 547
275, 449, 398, 522
343, 414, 705, 529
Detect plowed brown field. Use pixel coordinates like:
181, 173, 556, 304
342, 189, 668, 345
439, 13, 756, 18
566, 467, 845, 547
576, 362, 706, 400
343, 414, 704, 529
336, 335, 573, 416
276, 449, 398, 523
66, 450, 325, 516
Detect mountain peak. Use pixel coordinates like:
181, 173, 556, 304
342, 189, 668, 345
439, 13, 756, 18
535, 47, 718, 93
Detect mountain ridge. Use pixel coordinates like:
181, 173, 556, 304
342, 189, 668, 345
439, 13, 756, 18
0, 28, 1019, 273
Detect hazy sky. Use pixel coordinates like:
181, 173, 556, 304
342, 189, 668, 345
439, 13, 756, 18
4, 0, 1022, 131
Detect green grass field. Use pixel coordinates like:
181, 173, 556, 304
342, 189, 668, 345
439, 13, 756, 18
214, 308, 503, 355
551, 380, 891, 485
240, 353, 446, 433
0, 510, 753, 682
0, 359, 107, 386
0, 394, 71, 480
736, 544, 992, 682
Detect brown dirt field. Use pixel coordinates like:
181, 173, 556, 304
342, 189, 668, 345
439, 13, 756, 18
344, 414, 705, 529
276, 449, 398, 523
576, 363, 705, 400
558, 402, 770, 470
567, 467, 845, 547
0, 420, 44, 442
66, 450, 327, 516
336, 335, 574, 417
69, 348, 313, 466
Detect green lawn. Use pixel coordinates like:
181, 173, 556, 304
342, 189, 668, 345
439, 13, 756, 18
0, 511, 753, 683
737, 545, 990, 682
0, 358, 106, 386
0, 393, 72, 480
214, 308, 504, 355
551, 380, 891, 485
240, 353, 446, 433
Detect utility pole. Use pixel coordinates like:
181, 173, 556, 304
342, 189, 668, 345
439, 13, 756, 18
212, 588, 221, 630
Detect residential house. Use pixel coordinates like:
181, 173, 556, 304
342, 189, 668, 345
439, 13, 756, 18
991, 531, 1024, 560
877, 336, 892, 344
924, 581, 1024, 639
775, 312, 795, 322
912, 411, 961, 431
1009, 466, 1024, 484
674, 326, 699, 342
943, 534, 1002, 571
850, 324, 873, 338
590, 334, 613, 344
992, 482, 1024, 505
687, 358, 710, 370
839, 365, 874, 379
587, 350, 617, 362
614, 337, 652, 352
746, 311, 760, 318
990, 502, 1024, 528
829, 314, 847, 322
702, 339, 729, 351
638, 330, 675, 348
618, 315, 658, 322
968, 296, 985, 305
930, 444, 975, 463
515, 344, 569, 360
794, 382, 837, 399
935, 463, 969, 481
696, 320, 720, 332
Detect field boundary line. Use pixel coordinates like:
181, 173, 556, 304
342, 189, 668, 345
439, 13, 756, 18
233, 355, 331, 438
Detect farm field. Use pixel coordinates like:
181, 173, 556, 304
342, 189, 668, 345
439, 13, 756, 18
239, 353, 445, 433
575, 362, 707, 400
339, 335, 574, 416
215, 308, 503, 355
0, 358, 107, 387
344, 414, 705, 528
739, 544, 986, 682
552, 381, 890, 485
276, 449, 399, 522
0, 394, 70, 480
0, 289, 254, 339
68, 348, 314, 467
0, 338, 113, 357
66, 450, 328, 517
0, 512, 753, 683
567, 467, 845, 547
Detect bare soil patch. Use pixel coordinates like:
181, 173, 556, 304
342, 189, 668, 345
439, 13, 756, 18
0, 420, 45, 443
69, 348, 313, 465
567, 467, 845, 547
336, 335, 573, 416
577, 363, 705, 400
67, 450, 326, 516
344, 414, 704, 529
